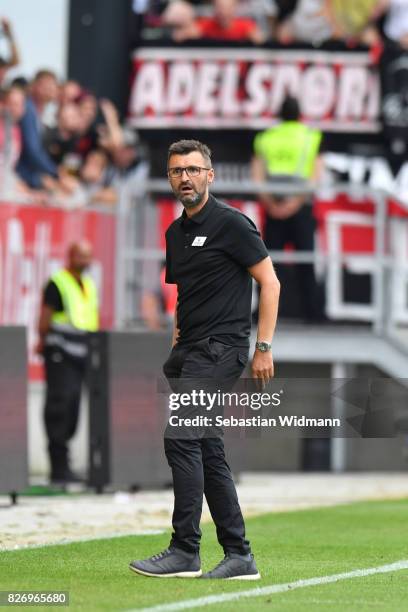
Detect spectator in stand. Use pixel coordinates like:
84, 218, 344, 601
195, 0, 266, 42
16, 70, 60, 189
276, 0, 337, 44
10, 76, 29, 92
109, 128, 146, 180
0, 18, 20, 86
44, 103, 82, 165
49, 149, 117, 209
161, 0, 197, 42
60, 80, 82, 105
246, 0, 280, 40
75, 92, 100, 159
276, 0, 385, 45
0, 86, 25, 195
326, 0, 386, 46
79, 149, 117, 205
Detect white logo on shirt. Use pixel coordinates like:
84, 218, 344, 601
191, 236, 207, 246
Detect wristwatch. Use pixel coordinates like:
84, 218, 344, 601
255, 341, 272, 352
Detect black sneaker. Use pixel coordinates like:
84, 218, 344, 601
201, 553, 260, 580
129, 547, 201, 578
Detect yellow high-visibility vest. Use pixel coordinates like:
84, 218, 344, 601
254, 121, 322, 179
51, 269, 99, 332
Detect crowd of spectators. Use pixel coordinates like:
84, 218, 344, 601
2, 1, 408, 206
0, 19, 147, 208
136, 0, 408, 49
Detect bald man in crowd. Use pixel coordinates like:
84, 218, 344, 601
37, 241, 99, 484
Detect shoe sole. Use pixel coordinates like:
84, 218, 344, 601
227, 572, 261, 580
129, 565, 202, 578
201, 572, 261, 580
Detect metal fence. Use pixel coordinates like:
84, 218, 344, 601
114, 178, 408, 342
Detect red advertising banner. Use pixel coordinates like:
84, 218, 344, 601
129, 47, 380, 131
0, 203, 116, 379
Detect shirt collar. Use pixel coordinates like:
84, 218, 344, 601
181, 194, 216, 225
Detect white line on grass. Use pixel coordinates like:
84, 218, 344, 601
129, 559, 408, 612
1, 530, 165, 552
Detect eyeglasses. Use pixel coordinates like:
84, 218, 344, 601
167, 166, 212, 178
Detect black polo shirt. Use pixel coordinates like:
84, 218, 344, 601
165, 194, 269, 347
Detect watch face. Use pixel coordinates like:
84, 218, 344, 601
257, 342, 271, 352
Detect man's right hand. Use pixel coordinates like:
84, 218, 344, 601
265, 196, 304, 220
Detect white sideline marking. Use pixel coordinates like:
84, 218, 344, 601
1, 530, 165, 552
129, 560, 408, 612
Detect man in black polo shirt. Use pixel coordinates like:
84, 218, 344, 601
130, 139, 280, 580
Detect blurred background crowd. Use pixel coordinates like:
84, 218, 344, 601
0, 16, 146, 208
138, 0, 403, 48
1, 0, 408, 207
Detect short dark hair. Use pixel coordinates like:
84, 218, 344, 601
33, 69, 57, 82
279, 95, 300, 121
0, 84, 26, 101
11, 76, 29, 90
167, 139, 212, 167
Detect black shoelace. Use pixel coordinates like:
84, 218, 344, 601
211, 555, 231, 571
151, 548, 171, 561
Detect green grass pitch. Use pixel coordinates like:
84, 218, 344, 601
1, 499, 408, 611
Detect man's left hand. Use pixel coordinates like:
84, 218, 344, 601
252, 349, 274, 387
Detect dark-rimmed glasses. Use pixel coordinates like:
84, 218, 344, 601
167, 166, 212, 178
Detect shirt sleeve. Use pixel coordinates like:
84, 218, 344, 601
43, 281, 64, 311
19, 101, 58, 176
195, 18, 212, 37
224, 212, 269, 268
165, 232, 176, 284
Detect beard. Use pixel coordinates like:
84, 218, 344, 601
180, 192, 203, 208
174, 182, 205, 208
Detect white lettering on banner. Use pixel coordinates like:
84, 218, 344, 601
323, 153, 408, 207
269, 64, 300, 114
130, 62, 164, 115
167, 62, 194, 113
301, 66, 336, 118
196, 63, 220, 115
336, 67, 368, 119
220, 62, 240, 116
243, 64, 273, 116
129, 49, 380, 130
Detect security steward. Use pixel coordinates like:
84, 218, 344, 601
37, 240, 98, 484
251, 95, 325, 321
130, 140, 280, 580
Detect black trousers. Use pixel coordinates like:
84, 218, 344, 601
264, 204, 324, 321
44, 346, 86, 477
163, 337, 251, 555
